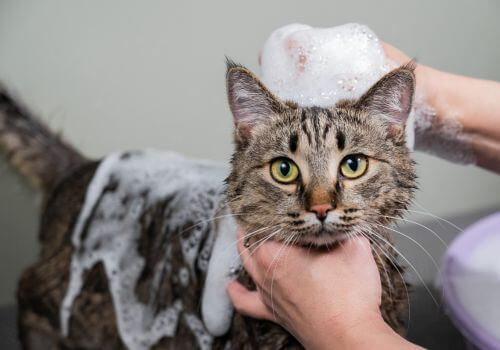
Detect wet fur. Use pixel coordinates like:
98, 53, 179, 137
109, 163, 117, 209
225, 62, 417, 334
2, 62, 416, 348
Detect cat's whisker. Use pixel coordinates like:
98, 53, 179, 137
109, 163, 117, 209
362, 212, 446, 311
222, 224, 284, 271
367, 232, 394, 300
228, 226, 283, 266
222, 223, 281, 256
172, 212, 252, 239
396, 208, 463, 233
362, 228, 439, 307
245, 228, 283, 258
365, 221, 441, 276
411, 200, 449, 233
366, 213, 448, 249
357, 227, 411, 332
357, 226, 405, 292
269, 231, 298, 321
173, 206, 292, 240
237, 226, 289, 268
357, 228, 395, 296
259, 232, 290, 321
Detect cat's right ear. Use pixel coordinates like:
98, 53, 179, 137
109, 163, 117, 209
226, 59, 285, 141
355, 63, 415, 140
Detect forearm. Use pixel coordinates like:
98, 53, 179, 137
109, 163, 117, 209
383, 42, 500, 173
414, 65, 500, 173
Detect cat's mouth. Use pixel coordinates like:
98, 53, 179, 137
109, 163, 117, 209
290, 224, 357, 247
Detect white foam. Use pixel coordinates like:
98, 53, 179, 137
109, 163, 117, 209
412, 102, 475, 164
260, 23, 392, 106
184, 313, 214, 350
259, 23, 418, 149
60, 150, 233, 349
201, 213, 239, 336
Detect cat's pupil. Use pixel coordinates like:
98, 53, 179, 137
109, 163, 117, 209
280, 161, 291, 176
347, 157, 358, 171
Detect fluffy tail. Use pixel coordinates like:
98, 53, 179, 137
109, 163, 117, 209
0, 86, 86, 193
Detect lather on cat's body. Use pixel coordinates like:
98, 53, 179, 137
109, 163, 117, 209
0, 60, 416, 349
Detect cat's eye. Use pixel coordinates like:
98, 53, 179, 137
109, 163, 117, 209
340, 154, 368, 179
270, 158, 299, 184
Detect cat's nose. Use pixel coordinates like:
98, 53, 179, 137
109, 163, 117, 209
309, 204, 333, 221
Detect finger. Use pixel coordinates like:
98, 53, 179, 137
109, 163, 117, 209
226, 281, 273, 321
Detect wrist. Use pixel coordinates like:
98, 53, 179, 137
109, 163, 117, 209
336, 316, 422, 350
411, 64, 479, 163
334, 314, 393, 350
300, 311, 389, 350
303, 313, 423, 350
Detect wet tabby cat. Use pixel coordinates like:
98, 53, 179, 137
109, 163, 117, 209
0, 61, 416, 349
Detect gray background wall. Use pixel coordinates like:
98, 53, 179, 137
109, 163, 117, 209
0, 0, 499, 305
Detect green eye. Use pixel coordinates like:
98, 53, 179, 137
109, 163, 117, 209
270, 158, 299, 183
340, 154, 368, 179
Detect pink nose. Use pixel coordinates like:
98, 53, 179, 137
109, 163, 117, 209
310, 204, 333, 221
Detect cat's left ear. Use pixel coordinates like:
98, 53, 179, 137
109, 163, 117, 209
226, 60, 286, 141
356, 63, 415, 139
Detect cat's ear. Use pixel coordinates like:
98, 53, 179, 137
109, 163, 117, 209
356, 63, 415, 139
226, 59, 285, 140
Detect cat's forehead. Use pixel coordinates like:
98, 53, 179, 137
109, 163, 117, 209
247, 105, 389, 168
273, 106, 383, 153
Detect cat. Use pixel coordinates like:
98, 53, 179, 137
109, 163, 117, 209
0, 60, 416, 349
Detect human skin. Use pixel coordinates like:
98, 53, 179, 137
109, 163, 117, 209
383, 43, 500, 173
227, 229, 422, 350
227, 43, 500, 348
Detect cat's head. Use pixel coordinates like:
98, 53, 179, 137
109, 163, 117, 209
225, 60, 417, 247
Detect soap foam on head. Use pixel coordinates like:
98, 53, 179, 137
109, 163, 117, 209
260, 23, 393, 107
260, 22, 476, 162
259, 23, 419, 148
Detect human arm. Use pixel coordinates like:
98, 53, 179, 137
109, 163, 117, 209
383, 43, 500, 173
227, 230, 423, 350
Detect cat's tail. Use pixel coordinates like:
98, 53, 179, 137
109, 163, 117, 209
0, 85, 86, 193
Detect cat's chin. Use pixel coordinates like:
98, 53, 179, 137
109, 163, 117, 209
295, 231, 355, 248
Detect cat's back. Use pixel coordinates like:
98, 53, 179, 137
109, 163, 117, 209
18, 149, 229, 349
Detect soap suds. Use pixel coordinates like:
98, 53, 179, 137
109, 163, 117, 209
201, 212, 239, 336
259, 23, 421, 149
260, 23, 393, 107
60, 150, 232, 349
412, 98, 475, 164
184, 313, 214, 350
178, 266, 189, 287
259, 22, 476, 160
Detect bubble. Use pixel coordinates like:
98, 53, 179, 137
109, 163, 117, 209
259, 23, 417, 150
260, 23, 388, 107
60, 150, 227, 349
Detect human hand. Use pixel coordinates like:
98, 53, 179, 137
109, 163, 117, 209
227, 229, 390, 349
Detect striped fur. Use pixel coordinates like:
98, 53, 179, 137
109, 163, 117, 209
226, 64, 417, 334
0, 86, 85, 193
8, 62, 417, 349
